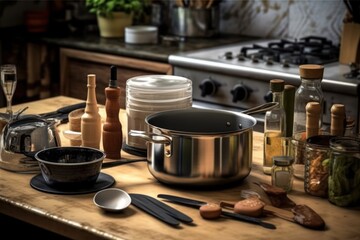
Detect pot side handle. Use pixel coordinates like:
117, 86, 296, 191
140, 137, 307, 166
241, 102, 278, 115
128, 130, 171, 145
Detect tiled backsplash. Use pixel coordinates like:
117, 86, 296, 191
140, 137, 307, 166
220, 0, 346, 44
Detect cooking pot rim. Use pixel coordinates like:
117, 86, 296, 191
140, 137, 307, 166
34, 146, 105, 166
145, 107, 257, 135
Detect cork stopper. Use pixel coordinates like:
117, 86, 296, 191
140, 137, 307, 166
299, 64, 324, 79
306, 102, 321, 139
330, 104, 346, 136
270, 79, 285, 92
87, 74, 96, 86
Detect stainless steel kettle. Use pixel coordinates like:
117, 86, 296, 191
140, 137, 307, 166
0, 117, 61, 173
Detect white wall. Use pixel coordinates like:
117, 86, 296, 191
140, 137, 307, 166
219, 0, 346, 44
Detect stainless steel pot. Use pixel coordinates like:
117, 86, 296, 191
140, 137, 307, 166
170, 6, 219, 37
0, 117, 61, 172
129, 105, 271, 186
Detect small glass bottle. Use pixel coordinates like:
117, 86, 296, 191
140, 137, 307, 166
271, 156, 294, 192
282, 84, 296, 156
263, 79, 286, 174
328, 137, 360, 207
292, 64, 324, 179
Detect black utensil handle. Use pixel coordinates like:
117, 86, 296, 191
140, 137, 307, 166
157, 194, 206, 208
101, 159, 147, 169
56, 102, 86, 114
130, 195, 180, 227
132, 194, 193, 223
221, 211, 276, 230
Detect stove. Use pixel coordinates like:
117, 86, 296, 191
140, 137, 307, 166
169, 36, 360, 133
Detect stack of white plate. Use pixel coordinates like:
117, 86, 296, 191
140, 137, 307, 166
125, 75, 192, 154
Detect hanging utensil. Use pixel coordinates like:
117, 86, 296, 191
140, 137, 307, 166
206, 0, 214, 8
175, 0, 184, 7
183, 0, 190, 7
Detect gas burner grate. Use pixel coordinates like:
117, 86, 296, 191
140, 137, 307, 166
239, 36, 339, 65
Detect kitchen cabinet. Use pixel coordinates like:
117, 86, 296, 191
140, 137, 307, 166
1, 38, 60, 107
60, 48, 173, 108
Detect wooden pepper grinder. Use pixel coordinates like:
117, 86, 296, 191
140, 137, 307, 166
81, 74, 102, 149
330, 104, 346, 136
102, 66, 122, 159
306, 102, 321, 139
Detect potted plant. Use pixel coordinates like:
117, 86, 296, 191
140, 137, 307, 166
85, 0, 143, 38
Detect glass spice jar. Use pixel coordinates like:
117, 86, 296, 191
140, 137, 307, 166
292, 64, 324, 179
328, 137, 360, 207
271, 156, 294, 192
304, 135, 334, 198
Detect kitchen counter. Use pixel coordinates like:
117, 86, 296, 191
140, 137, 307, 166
37, 32, 250, 63
0, 96, 359, 240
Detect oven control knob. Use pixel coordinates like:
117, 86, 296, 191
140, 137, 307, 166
264, 91, 273, 102
224, 51, 233, 60
199, 78, 218, 97
231, 84, 250, 102
251, 55, 259, 63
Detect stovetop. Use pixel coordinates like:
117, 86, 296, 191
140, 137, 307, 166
170, 37, 359, 87
222, 36, 339, 66
185, 36, 339, 63
170, 36, 360, 132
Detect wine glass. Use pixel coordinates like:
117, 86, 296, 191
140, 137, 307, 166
1, 64, 17, 120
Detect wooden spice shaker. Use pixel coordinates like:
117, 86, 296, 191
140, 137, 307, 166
330, 104, 345, 136
102, 66, 122, 159
81, 74, 102, 149
306, 102, 321, 139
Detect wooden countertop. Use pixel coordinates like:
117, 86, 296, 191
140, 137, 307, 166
0, 96, 359, 240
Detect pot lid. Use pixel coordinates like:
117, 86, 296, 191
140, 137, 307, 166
126, 75, 192, 92
125, 25, 158, 33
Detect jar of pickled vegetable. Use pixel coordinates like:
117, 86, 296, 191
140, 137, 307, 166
304, 135, 334, 198
328, 137, 360, 207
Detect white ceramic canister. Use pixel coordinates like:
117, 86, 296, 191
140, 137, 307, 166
125, 26, 158, 44
125, 75, 192, 153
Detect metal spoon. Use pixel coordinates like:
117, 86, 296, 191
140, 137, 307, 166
93, 188, 131, 212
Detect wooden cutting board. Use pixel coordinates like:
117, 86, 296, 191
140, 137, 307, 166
339, 22, 360, 64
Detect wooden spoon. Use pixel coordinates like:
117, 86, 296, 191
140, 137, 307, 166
175, 0, 184, 7
238, 187, 326, 230
206, 0, 214, 8
220, 197, 265, 217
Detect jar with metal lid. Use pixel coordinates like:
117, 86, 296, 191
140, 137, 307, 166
304, 135, 334, 198
271, 156, 294, 192
328, 137, 360, 207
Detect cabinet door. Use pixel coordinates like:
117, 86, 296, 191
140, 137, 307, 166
60, 48, 172, 108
